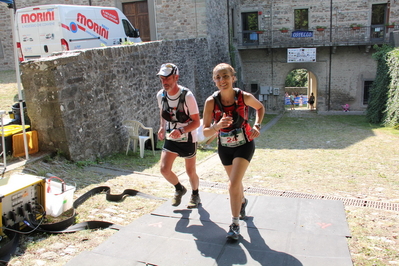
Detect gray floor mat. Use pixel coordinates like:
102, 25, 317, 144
66, 192, 352, 266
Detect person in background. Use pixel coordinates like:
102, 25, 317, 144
308, 92, 315, 111
156, 63, 201, 208
289, 92, 295, 110
202, 63, 264, 241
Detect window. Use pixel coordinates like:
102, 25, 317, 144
122, 19, 139, 38
242, 12, 259, 44
371, 4, 387, 25
242, 12, 258, 31
370, 4, 387, 40
250, 84, 258, 93
363, 80, 373, 105
294, 9, 308, 30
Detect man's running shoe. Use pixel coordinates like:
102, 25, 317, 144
240, 198, 248, 220
187, 194, 201, 208
171, 186, 187, 206
226, 223, 240, 240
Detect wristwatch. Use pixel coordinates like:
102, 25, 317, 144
254, 124, 261, 130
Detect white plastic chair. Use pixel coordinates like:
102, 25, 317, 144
123, 120, 155, 158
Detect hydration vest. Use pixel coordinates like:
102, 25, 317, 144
161, 89, 192, 124
212, 88, 253, 143
212, 88, 248, 131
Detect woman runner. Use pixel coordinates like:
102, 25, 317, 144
202, 63, 264, 240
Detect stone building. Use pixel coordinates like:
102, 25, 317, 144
231, 0, 399, 112
1, 0, 398, 113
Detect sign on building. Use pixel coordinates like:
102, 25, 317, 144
287, 48, 316, 63
291, 31, 313, 38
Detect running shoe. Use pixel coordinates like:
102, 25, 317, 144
187, 194, 201, 208
171, 186, 187, 206
226, 223, 240, 240
240, 198, 248, 220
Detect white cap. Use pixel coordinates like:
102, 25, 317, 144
157, 63, 179, 77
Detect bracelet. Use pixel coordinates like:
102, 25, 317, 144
212, 124, 218, 132
178, 127, 185, 134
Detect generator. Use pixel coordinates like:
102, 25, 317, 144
0, 173, 46, 236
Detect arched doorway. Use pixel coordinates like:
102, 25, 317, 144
284, 68, 318, 110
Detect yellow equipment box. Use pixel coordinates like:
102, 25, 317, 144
0, 125, 31, 156
0, 125, 30, 137
0, 173, 45, 235
12, 130, 39, 157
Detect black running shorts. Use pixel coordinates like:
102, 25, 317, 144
163, 139, 197, 159
218, 140, 255, 166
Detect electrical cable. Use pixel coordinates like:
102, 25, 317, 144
0, 206, 46, 235
0, 184, 165, 264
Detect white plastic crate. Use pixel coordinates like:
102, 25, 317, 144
45, 177, 75, 217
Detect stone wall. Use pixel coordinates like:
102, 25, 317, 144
20, 38, 229, 161
0, 6, 14, 71
329, 46, 376, 110
155, 0, 207, 40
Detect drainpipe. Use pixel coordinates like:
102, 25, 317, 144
227, 0, 231, 63
195, 0, 198, 38
271, 1, 274, 89
328, 0, 333, 111
328, 48, 332, 111
271, 1, 274, 45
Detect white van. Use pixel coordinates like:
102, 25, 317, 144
15, 4, 142, 61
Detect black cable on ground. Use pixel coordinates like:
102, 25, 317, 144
0, 186, 165, 264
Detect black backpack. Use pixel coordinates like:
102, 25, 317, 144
161, 89, 191, 123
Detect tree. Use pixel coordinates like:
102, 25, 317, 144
285, 69, 308, 87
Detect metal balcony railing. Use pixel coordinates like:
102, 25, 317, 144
236, 25, 398, 49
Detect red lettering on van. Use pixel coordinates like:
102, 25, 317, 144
78, 25, 86, 31
101, 10, 119, 24
76, 13, 109, 39
20, 11, 54, 23
87, 19, 94, 29
61, 23, 69, 31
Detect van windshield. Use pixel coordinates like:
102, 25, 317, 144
122, 20, 137, 38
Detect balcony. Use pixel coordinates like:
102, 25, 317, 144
236, 25, 397, 49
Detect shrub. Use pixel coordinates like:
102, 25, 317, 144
366, 45, 394, 124
383, 48, 399, 127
